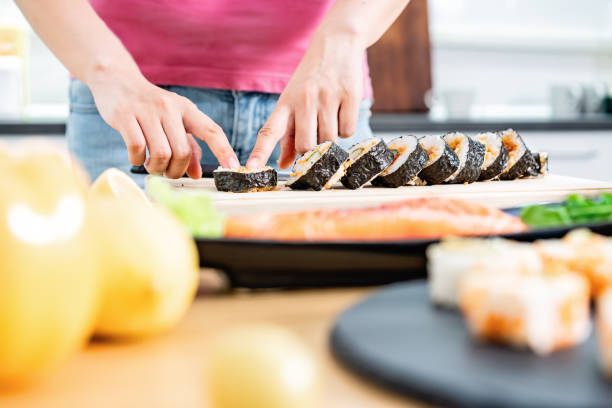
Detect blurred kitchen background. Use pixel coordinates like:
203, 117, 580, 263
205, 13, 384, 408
1, 0, 612, 179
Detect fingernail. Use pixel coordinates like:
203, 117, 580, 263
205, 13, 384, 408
229, 157, 240, 169
247, 159, 259, 169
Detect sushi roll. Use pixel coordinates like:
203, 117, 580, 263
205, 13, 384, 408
499, 129, 538, 180
286, 142, 349, 191
474, 132, 509, 181
340, 138, 394, 189
371, 135, 428, 188
427, 238, 542, 308
442, 132, 486, 184
526, 152, 549, 177
597, 289, 612, 378
418, 135, 460, 185
535, 229, 612, 298
459, 266, 591, 355
213, 166, 278, 193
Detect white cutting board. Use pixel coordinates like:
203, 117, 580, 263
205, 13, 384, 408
157, 175, 612, 215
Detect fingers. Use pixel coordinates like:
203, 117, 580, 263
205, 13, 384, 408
338, 92, 360, 139
162, 115, 192, 179
317, 89, 339, 144
139, 117, 171, 175
246, 106, 291, 169
186, 135, 203, 179
294, 95, 317, 154
183, 103, 239, 169
119, 116, 147, 166
278, 133, 296, 169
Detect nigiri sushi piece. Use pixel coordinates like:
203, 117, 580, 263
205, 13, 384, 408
535, 229, 612, 298
225, 197, 528, 242
427, 238, 542, 308
597, 289, 612, 378
459, 266, 591, 355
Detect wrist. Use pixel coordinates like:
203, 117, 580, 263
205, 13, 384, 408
83, 56, 146, 90
311, 21, 368, 51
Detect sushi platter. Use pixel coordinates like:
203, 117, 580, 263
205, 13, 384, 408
332, 230, 612, 407
194, 217, 612, 288
330, 281, 612, 408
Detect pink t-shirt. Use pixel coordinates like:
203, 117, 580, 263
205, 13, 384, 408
90, 0, 373, 98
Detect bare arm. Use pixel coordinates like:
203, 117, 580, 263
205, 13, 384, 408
247, 0, 410, 169
16, 0, 239, 178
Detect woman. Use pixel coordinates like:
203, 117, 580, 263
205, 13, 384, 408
16, 0, 409, 185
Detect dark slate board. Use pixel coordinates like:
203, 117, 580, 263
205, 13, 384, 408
330, 281, 612, 408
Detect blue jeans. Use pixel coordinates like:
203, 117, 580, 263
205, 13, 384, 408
66, 79, 374, 187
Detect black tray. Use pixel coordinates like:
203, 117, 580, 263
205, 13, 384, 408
196, 220, 612, 289
330, 281, 612, 408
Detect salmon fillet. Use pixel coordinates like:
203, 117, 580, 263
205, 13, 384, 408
224, 197, 527, 241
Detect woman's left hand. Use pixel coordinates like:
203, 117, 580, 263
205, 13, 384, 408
246, 31, 365, 169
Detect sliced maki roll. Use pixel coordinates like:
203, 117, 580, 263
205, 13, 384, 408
371, 135, 428, 188
526, 152, 549, 177
443, 132, 485, 184
418, 135, 460, 185
474, 132, 509, 181
499, 129, 538, 180
340, 138, 394, 189
213, 166, 278, 193
286, 142, 349, 191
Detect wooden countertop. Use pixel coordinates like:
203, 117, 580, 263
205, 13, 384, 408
0, 276, 431, 408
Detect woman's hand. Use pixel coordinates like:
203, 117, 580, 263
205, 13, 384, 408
88, 70, 240, 179
246, 31, 365, 169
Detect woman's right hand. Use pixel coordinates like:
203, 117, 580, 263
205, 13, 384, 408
88, 71, 240, 179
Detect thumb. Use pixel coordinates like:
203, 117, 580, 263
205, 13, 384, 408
246, 106, 292, 169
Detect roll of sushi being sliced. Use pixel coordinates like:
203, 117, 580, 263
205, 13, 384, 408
213, 166, 278, 193
418, 135, 460, 185
499, 129, 538, 180
286, 142, 349, 191
474, 132, 509, 181
442, 132, 486, 184
526, 152, 549, 177
340, 138, 394, 189
371, 135, 428, 188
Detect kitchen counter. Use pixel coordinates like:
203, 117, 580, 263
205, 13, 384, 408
0, 279, 429, 408
3, 113, 612, 135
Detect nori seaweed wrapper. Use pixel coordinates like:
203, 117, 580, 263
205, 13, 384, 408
500, 147, 538, 181
287, 143, 349, 191
478, 143, 509, 181
213, 168, 278, 192
525, 152, 549, 177
419, 141, 460, 185
371, 142, 428, 188
449, 137, 486, 184
341, 140, 394, 189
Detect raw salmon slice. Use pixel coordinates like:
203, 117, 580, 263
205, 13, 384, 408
224, 197, 527, 241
